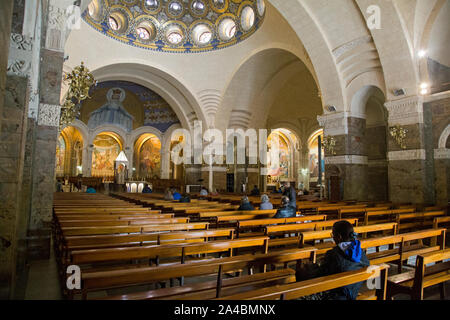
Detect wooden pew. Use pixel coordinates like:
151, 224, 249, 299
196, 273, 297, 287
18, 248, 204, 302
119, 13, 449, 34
299, 223, 398, 254
387, 248, 450, 300
215, 264, 390, 300
363, 208, 415, 225
78, 247, 317, 300
361, 228, 446, 273
236, 215, 327, 238
69, 236, 270, 268
61, 222, 209, 236
265, 219, 359, 248
396, 211, 446, 232
432, 216, 450, 246
58, 218, 189, 228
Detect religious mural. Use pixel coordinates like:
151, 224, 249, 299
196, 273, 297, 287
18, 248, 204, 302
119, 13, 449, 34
267, 133, 290, 183
139, 136, 161, 179
91, 134, 121, 177
55, 135, 66, 177
308, 132, 325, 181
80, 80, 180, 133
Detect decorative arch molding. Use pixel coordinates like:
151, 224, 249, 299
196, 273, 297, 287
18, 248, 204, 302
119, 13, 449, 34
438, 124, 450, 149
62, 119, 89, 146
128, 126, 163, 149
89, 124, 128, 148
78, 62, 206, 132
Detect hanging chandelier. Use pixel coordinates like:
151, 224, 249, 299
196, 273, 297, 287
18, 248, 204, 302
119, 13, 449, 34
60, 62, 97, 130
84, 0, 266, 53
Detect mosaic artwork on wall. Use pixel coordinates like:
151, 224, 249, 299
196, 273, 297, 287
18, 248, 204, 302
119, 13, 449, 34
80, 80, 180, 133
55, 135, 66, 177
267, 133, 289, 182
139, 135, 162, 179
91, 134, 121, 177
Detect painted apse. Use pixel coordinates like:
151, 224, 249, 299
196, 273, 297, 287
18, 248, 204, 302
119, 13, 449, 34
56, 81, 180, 179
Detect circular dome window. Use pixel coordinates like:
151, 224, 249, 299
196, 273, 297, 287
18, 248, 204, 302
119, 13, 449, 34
108, 11, 128, 34
88, 0, 103, 21
168, 1, 184, 17
165, 25, 184, 45
135, 21, 156, 42
192, 24, 212, 46
257, 0, 265, 16
218, 18, 236, 41
191, 0, 206, 15
144, 0, 160, 12
240, 6, 255, 32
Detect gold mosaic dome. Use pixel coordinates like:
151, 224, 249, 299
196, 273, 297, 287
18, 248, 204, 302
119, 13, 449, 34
84, 0, 266, 53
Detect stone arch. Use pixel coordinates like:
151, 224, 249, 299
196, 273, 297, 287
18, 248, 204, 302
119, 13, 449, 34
438, 124, 450, 149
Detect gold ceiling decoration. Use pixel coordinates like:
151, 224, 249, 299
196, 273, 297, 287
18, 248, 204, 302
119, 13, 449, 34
60, 62, 97, 130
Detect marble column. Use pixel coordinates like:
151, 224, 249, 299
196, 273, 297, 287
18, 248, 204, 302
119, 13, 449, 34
385, 96, 434, 204
318, 112, 368, 201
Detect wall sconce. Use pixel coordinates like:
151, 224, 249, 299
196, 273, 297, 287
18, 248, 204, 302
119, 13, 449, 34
323, 136, 337, 155
389, 125, 408, 149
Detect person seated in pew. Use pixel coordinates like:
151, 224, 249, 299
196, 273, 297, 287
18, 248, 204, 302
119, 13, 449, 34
179, 193, 191, 203
142, 183, 152, 194
238, 196, 255, 211
172, 188, 182, 201
210, 188, 219, 196
260, 194, 273, 210
250, 185, 261, 196
86, 186, 96, 194
164, 188, 174, 200
273, 196, 296, 218
282, 181, 297, 209
199, 187, 209, 196
296, 220, 370, 300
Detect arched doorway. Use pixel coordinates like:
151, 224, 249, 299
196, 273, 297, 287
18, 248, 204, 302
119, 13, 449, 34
55, 126, 84, 177
133, 133, 162, 180
91, 132, 123, 179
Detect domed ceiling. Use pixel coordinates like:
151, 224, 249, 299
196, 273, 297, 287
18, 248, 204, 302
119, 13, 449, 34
83, 0, 266, 53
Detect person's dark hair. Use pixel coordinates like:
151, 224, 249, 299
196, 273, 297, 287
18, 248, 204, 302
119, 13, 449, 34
332, 221, 357, 243
281, 196, 290, 206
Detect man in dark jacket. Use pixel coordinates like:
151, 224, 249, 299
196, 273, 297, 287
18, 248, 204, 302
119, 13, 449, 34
274, 196, 296, 218
282, 182, 297, 209
296, 220, 370, 300
179, 193, 191, 203
238, 196, 255, 211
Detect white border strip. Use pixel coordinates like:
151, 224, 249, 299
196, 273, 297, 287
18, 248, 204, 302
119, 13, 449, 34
388, 149, 426, 161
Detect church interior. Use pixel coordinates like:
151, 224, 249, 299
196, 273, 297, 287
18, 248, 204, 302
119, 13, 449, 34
0, 0, 449, 302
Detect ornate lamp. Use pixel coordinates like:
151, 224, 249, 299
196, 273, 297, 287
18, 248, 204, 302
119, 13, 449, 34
389, 125, 408, 149
60, 62, 97, 130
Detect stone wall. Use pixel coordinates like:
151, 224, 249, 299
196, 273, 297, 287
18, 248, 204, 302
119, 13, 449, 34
0, 75, 28, 299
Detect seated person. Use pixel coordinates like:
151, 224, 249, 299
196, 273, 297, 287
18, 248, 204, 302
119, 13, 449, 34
296, 221, 370, 300
303, 189, 309, 195
210, 188, 219, 196
238, 196, 255, 211
172, 188, 182, 201
273, 196, 296, 218
142, 184, 152, 194
86, 186, 96, 194
179, 193, 191, 203
250, 185, 260, 196
260, 194, 273, 210
164, 188, 174, 200
199, 187, 208, 196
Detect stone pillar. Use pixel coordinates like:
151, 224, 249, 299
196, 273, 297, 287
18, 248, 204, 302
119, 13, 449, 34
200, 165, 227, 192
185, 164, 202, 187
426, 93, 450, 206
385, 96, 434, 204
160, 150, 170, 179
318, 112, 368, 201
